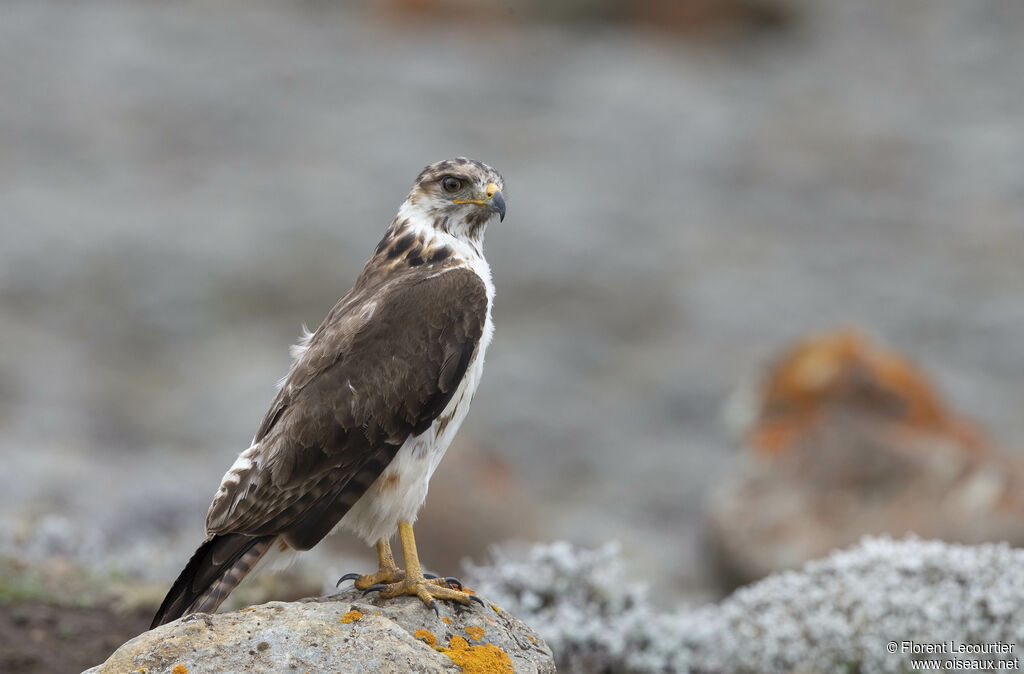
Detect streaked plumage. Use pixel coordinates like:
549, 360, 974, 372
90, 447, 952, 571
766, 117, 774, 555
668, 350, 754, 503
152, 158, 505, 627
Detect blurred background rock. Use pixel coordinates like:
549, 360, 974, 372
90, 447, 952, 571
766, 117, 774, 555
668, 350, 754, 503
1, 0, 1023, 671
710, 328, 1024, 590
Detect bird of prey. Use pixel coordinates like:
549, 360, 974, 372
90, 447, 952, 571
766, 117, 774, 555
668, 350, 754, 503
152, 158, 506, 628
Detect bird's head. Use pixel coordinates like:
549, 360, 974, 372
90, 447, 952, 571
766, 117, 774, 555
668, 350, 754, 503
404, 157, 506, 241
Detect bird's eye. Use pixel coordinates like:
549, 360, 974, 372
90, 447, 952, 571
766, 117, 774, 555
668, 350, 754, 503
442, 177, 461, 192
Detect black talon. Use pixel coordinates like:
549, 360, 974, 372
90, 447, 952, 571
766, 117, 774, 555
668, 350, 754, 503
444, 577, 463, 590
362, 583, 387, 596
431, 603, 440, 618
336, 572, 362, 588
469, 595, 485, 607
423, 572, 439, 580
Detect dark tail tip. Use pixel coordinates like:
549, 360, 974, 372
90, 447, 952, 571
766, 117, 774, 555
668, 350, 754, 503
151, 534, 273, 629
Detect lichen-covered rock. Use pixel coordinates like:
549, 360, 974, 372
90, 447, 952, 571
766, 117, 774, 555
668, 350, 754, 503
466, 537, 1024, 674
84, 589, 554, 674
710, 328, 1024, 588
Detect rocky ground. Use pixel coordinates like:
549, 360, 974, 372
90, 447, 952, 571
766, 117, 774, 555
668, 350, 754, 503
465, 538, 1024, 673
0, 557, 152, 673
76, 537, 1024, 673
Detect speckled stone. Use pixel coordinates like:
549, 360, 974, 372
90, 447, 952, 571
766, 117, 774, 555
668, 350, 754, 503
84, 589, 555, 674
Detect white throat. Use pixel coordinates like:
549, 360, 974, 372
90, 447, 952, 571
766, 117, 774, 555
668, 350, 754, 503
395, 199, 489, 256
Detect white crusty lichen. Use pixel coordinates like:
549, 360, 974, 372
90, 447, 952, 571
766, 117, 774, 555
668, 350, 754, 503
465, 537, 1024, 674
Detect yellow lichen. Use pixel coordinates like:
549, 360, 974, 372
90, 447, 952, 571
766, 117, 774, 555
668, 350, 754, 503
439, 635, 513, 673
172, 666, 188, 674
340, 609, 363, 624
448, 635, 470, 649
414, 629, 437, 647
465, 625, 485, 641
441, 616, 451, 625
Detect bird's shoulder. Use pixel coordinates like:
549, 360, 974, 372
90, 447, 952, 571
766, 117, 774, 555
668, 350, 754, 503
255, 262, 488, 448
204, 263, 488, 535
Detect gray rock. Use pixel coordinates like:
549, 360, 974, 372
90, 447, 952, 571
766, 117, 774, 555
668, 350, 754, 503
467, 538, 1024, 674
84, 589, 555, 674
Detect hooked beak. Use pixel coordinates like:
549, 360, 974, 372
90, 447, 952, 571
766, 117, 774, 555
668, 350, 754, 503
453, 181, 506, 222
489, 190, 506, 222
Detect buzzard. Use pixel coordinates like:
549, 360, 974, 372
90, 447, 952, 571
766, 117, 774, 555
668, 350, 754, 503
152, 158, 506, 627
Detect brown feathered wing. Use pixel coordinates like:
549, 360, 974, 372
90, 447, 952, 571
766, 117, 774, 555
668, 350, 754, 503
151, 266, 487, 628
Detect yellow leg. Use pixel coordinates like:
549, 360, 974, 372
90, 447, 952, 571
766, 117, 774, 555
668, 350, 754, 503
398, 521, 425, 580
376, 538, 400, 575
375, 521, 480, 610
337, 537, 405, 590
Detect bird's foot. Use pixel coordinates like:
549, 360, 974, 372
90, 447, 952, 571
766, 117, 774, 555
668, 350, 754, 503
336, 566, 406, 591
423, 572, 465, 590
363, 575, 484, 612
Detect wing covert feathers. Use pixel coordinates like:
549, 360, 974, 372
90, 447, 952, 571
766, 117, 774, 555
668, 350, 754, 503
204, 267, 487, 539
153, 266, 488, 627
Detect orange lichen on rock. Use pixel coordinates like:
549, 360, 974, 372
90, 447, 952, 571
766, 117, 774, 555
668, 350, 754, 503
706, 328, 1024, 590
747, 328, 986, 456
413, 629, 437, 647
440, 635, 513, 674
340, 609, 363, 624
465, 625, 485, 641
441, 616, 451, 625
172, 666, 187, 674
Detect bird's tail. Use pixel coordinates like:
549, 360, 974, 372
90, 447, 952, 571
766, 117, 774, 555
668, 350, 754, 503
151, 533, 276, 629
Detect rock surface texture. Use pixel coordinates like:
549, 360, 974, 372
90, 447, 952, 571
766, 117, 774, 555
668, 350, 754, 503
466, 538, 1024, 674
85, 589, 555, 674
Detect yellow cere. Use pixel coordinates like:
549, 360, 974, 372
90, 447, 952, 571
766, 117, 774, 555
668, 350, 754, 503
453, 182, 500, 206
